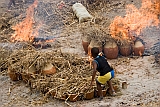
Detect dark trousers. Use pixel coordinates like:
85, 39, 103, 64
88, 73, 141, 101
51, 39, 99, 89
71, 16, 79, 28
8, 0, 15, 9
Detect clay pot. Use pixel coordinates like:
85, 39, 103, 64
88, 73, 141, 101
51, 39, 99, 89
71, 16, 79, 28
69, 94, 80, 102
84, 90, 94, 100
55, 94, 67, 100
103, 41, 118, 59
94, 89, 106, 97
59, 94, 67, 100
133, 40, 144, 56
122, 82, 127, 89
119, 44, 132, 56
88, 39, 102, 57
21, 65, 36, 83
8, 67, 22, 81
8, 72, 22, 81
82, 36, 90, 54
42, 63, 56, 75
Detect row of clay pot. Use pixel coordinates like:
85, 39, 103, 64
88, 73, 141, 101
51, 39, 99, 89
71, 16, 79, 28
82, 38, 145, 59
51, 89, 107, 102
8, 63, 56, 81
51, 85, 119, 102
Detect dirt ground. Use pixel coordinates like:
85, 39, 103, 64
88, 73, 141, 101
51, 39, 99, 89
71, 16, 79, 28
0, 0, 160, 107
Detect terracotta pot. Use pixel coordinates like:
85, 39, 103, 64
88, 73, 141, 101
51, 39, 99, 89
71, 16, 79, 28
82, 36, 90, 54
119, 44, 132, 56
133, 40, 144, 56
42, 63, 56, 75
59, 94, 67, 100
88, 39, 102, 57
8, 67, 22, 81
122, 82, 127, 89
55, 94, 67, 100
94, 89, 106, 97
8, 72, 21, 81
84, 90, 94, 100
103, 41, 118, 59
69, 94, 80, 102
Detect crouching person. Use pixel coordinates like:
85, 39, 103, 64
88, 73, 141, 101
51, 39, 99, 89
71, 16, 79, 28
89, 47, 116, 101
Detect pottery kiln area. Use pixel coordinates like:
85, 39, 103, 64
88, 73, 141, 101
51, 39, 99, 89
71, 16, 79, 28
80, 0, 160, 60
0, 0, 159, 106
2, 49, 121, 102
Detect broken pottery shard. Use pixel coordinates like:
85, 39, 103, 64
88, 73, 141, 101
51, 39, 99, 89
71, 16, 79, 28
72, 3, 93, 23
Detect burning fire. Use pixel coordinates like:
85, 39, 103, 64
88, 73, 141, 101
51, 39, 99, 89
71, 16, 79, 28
109, 0, 160, 41
11, 0, 38, 42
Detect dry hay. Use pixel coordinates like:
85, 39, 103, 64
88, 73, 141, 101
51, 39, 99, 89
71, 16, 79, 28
0, 48, 12, 72
79, 22, 114, 47
4, 48, 121, 102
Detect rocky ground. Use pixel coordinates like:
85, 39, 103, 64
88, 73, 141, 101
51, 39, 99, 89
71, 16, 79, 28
0, 0, 160, 107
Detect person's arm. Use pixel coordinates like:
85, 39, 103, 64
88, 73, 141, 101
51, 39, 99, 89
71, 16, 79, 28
90, 61, 97, 86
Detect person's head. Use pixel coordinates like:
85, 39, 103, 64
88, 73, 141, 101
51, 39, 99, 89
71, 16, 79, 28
91, 47, 99, 58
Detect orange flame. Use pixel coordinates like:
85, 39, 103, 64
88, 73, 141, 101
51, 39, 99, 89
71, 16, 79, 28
11, 0, 38, 42
45, 39, 56, 43
109, 0, 160, 41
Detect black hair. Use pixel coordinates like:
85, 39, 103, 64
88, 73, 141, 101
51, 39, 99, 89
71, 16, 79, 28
91, 47, 99, 58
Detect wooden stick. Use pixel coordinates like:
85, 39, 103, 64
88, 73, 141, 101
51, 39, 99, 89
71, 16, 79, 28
28, 54, 40, 69
44, 8, 51, 16
65, 95, 71, 107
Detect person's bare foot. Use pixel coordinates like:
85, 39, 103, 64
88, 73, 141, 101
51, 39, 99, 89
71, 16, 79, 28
107, 88, 116, 96
112, 91, 116, 96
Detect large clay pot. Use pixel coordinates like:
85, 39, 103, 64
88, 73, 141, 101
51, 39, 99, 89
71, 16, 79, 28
94, 89, 106, 97
133, 40, 144, 56
69, 94, 80, 102
82, 36, 90, 54
103, 41, 118, 59
58, 94, 67, 101
55, 93, 67, 100
88, 39, 102, 57
84, 90, 94, 100
42, 63, 56, 75
8, 67, 22, 81
119, 44, 132, 56
8, 72, 22, 81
